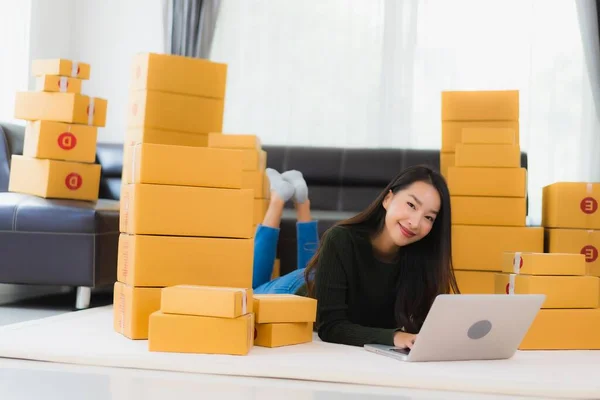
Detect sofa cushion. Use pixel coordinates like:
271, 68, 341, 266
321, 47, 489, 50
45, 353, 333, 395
0, 193, 119, 234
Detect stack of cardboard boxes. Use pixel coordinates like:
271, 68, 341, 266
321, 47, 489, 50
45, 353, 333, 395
440, 90, 543, 293
253, 294, 317, 348
494, 252, 600, 349
113, 53, 255, 340
10, 59, 108, 201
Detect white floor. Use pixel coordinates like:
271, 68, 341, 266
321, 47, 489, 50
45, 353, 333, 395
0, 294, 561, 400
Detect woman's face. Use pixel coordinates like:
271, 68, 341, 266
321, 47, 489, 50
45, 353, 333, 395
382, 181, 441, 247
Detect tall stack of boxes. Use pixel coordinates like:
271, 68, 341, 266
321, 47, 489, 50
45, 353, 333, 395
441, 90, 543, 293
10, 59, 107, 201
114, 53, 255, 340
494, 252, 600, 349
207, 133, 270, 229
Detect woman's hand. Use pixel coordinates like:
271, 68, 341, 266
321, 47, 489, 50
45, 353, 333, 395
394, 331, 417, 349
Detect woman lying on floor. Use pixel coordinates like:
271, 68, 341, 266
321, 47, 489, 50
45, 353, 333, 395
252, 166, 459, 349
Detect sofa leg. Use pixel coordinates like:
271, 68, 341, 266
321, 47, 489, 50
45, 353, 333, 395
75, 286, 91, 310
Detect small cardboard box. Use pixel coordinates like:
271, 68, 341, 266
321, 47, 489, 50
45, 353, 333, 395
15, 92, 107, 127
448, 167, 526, 197
501, 252, 586, 276
125, 128, 209, 147
542, 182, 600, 229
254, 322, 313, 348
441, 90, 519, 121
119, 184, 254, 238
461, 128, 516, 145
440, 153, 455, 178
127, 90, 224, 134
130, 53, 227, 99
454, 144, 520, 168
453, 270, 496, 294
9, 155, 100, 201
35, 75, 82, 94
545, 228, 600, 277
117, 234, 254, 288
148, 312, 254, 355
520, 309, 600, 350
495, 274, 599, 309
242, 170, 270, 199
442, 121, 519, 152
31, 58, 91, 79
122, 143, 244, 189
253, 295, 317, 324
451, 196, 526, 226
452, 225, 543, 271
113, 282, 162, 340
160, 285, 253, 318
208, 133, 262, 150
23, 121, 97, 163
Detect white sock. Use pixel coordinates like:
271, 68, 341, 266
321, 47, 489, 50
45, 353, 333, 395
266, 168, 294, 201
281, 170, 308, 204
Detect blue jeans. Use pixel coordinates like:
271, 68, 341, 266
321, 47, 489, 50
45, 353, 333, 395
252, 221, 319, 294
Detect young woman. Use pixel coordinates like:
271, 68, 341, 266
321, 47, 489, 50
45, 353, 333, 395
252, 166, 459, 349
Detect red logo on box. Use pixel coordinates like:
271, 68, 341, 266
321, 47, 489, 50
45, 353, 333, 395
581, 245, 598, 262
65, 173, 83, 190
86, 105, 95, 116
58, 132, 77, 150
518, 257, 523, 269
57, 80, 69, 90
505, 283, 510, 294
580, 197, 598, 214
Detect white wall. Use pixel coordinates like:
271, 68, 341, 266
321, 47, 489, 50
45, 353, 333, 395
71, 0, 166, 143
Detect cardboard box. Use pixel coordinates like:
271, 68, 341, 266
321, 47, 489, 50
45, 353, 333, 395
113, 282, 162, 340
35, 75, 82, 94
545, 228, 600, 277
441, 90, 519, 121
454, 144, 520, 168
15, 92, 107, 127
461, 128, 516, 145
453, 270, 496, 294
255, 322, 313, 348
125, 128, 209, 147
23, 121, 97, 163
122, 144, 244, 189
442, 121, 519, 152
9, 155, 101, 201
148, 312, 254, 355
253, 295, 317, 324
542, 182, 600, 229
242, 171, 270, 199
448, 167, 526, 197
130, 53, 227, 99
161, 285, 253, 318
127, 90, 224, 134
495, 274, 599, 308
31, 58, 91, 79
453, 225, 543, 271
120, 184, 254, 238
117, 234, 254, 288
451, 196, 526, 226
501, 252, 586, 276
271, 258, 281, 280
440, 153, 455, 178
254, 198, 268, 225
208, 133, 262, 150
519, 309, 600, 350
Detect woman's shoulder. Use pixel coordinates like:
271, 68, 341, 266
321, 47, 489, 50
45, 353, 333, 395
322, 225, 365, 248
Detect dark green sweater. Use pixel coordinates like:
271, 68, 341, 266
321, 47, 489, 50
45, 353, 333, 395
314, 226, 403, 347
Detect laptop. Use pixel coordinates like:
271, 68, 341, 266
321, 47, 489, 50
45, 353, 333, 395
364, 294, 545, 362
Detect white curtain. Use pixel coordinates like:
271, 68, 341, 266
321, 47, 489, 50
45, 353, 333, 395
0, 1, 31, 124
211, 0, 600, 225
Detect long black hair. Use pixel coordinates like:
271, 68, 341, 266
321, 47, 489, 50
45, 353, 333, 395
304, 165, 459, 333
